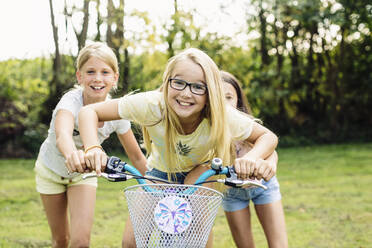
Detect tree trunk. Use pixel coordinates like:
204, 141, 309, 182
95, 0, 102, 41
167, 0, 178, 58
77, 0, 90, 51
106, 0, 129, 94
106, 0, 114, 48
273, 19, 283, 75
41, 0, 63, 124
258, 1, 269, 67
123, 48, 130, 93
120, 0, 130, 93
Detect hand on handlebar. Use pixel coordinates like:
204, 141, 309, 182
233, 156, 256, 180
65, 150, 88, 173
254, 158, 276, 181
84, 147, 108, 176
234, 156, 276, 181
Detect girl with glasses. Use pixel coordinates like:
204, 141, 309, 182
77, 48, 278, 247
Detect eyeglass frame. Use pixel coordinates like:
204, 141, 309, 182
168, 78, 208, 95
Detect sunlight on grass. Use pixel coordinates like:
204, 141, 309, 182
0, 143, 371, 247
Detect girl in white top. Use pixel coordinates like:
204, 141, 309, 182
77, 48, 278, 248
34, 42, 147, 248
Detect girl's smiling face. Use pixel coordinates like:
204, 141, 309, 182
76, 56, 118, 104
167, 59, 208, 132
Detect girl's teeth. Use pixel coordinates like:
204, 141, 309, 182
179, 101, 191, 106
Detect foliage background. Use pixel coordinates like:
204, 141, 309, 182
0, 0, 371, 157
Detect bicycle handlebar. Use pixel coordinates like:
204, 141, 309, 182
83, 156, 267, 190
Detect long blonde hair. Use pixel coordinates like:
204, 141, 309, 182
143, 48, 233, 173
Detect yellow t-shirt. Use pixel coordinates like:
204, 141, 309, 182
118, 90, 253, 172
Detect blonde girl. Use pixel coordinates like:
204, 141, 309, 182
77, 48, 278, 247
34, 42, 147, 248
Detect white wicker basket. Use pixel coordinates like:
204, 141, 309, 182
124, 184, 223, 248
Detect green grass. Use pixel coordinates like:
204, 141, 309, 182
0, 143, 371, 247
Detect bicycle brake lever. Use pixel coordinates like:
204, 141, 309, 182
82, 172, 110, 180
105, 173, 131, 182
223, 178, 267, 190
224, 167, 268, 190
82, 172, 130, 182
238, 179, 268, 190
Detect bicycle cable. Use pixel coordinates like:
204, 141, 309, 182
113, 171, 172, 184
193, 180, 218, 185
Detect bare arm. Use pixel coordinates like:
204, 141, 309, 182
117, 130, 147, 176
79, 99, 121, 147
55, 109, 86, 173
244, 122, 278, 161
78, 99, 121, 174
234, 121, 278, 179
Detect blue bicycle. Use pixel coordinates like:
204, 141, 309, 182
84, 156, 267, 247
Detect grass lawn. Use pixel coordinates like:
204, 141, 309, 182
0, 143, 371, 247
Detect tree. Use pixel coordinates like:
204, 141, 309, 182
106, 0, 130, 94
65, 0, 91, 51
40, 0, 64, 125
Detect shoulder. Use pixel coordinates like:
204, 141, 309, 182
61, 88, 82, 101
54, 88, 83, 117
118, 90, 164, 124
58, 88, 83, 107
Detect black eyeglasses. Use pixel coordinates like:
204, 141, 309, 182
169, 78, 208, 95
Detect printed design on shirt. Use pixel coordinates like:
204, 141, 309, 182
176, 141, 192, 156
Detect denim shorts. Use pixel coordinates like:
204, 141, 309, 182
145, 168, 189, 184
222, 176, 282, 212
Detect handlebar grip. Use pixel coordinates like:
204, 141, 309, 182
105, 156, 126, 174
105, 156, 146, 184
